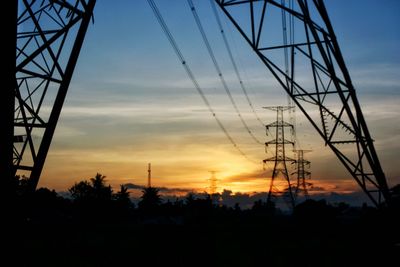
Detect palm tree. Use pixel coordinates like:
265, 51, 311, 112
114, 185, 132, 209
90, 173, 112, 202
138, 187, 161, 212
90, 173, 106, 189
68, 173, 112, 203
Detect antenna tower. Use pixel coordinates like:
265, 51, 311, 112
147, 163, 151, 188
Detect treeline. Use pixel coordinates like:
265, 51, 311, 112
4, 173, 399, 267
7, 172, 400, 225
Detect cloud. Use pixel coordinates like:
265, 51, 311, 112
219, 189, 373, 209
224, 170, 267, 182
124, 183, 145, 190
123, 183, 194, 195
163, 186, 372, 209
308, 186, 326, 192
158, 186, 194, 194
351, 63, 400, 89
309, 191, 372, 206
218, 189, 269, 209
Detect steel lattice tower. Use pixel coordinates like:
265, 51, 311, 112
208, 171, 219, 195
2, 0, 96, 193
263, 106, 296, 209
292, 149, 311, 200
215, 0, 391, 206
2, 1, 18, 197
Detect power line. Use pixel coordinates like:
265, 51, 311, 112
147, 0, 259, 165
187, 0, 264, 146
209, 0, 265, 128
281, 0, 300, 149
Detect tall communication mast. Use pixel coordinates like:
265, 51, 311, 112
215, 0, 391, 206
147, 163, 152, 188
263, 106, 295, 209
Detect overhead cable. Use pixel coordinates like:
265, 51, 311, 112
188, 0, 264, 146
210, 0, 265, 128
147, 0, 259, 164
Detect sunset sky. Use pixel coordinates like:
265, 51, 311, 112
37, 0, 400, 200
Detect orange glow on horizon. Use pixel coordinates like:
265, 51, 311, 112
38, 142, 361, 197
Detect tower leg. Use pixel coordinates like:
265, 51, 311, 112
1, 1, 17, 196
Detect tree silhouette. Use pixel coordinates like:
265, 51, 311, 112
294, 199, 336, 221
67, 174, 137, 219
183, 193, 214, 219
138, 187, 161, 212
69, 173, 113, 203
28, 188, 67, 219
69, 180, 91, 201
90, 173, 112, 202
252, 199, 275, 213
185, 193, 195, 208
114, 184, 132, 209
234, 203, 241, 212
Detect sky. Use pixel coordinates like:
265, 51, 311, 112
35, 0, 400, 203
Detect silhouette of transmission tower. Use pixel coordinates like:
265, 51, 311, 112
2, 0, 96, 194
208, 171, 219, 195
215, 0, 391, 207
292, 150, 311, 200
263, 106, 296, 209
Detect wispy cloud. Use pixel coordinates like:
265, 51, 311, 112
124, 183, 194, 195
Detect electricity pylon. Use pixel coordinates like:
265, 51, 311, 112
215, 0, 391, 206
3, 0, 96, 193
263, 106, 296, 209
292, 149, 311, 200
208, 171, 219, 195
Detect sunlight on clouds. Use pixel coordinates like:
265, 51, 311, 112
351, 63, 400, 89
41, 141, 263, 192
55, 125, 87, 138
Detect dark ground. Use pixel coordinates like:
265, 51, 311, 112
4, 182, 399, 266
5, 211, 399, 267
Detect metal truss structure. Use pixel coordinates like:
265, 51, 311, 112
2, 0, 390, 207
263, 106, 295, 209
208, 171, 219, 195
215, 0, 390, 206
3, 0, 96, 192
292, 149, 311, 199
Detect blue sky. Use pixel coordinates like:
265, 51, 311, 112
37, 0, 400, 201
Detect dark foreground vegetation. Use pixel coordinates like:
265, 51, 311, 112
4, 174, 400, 267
